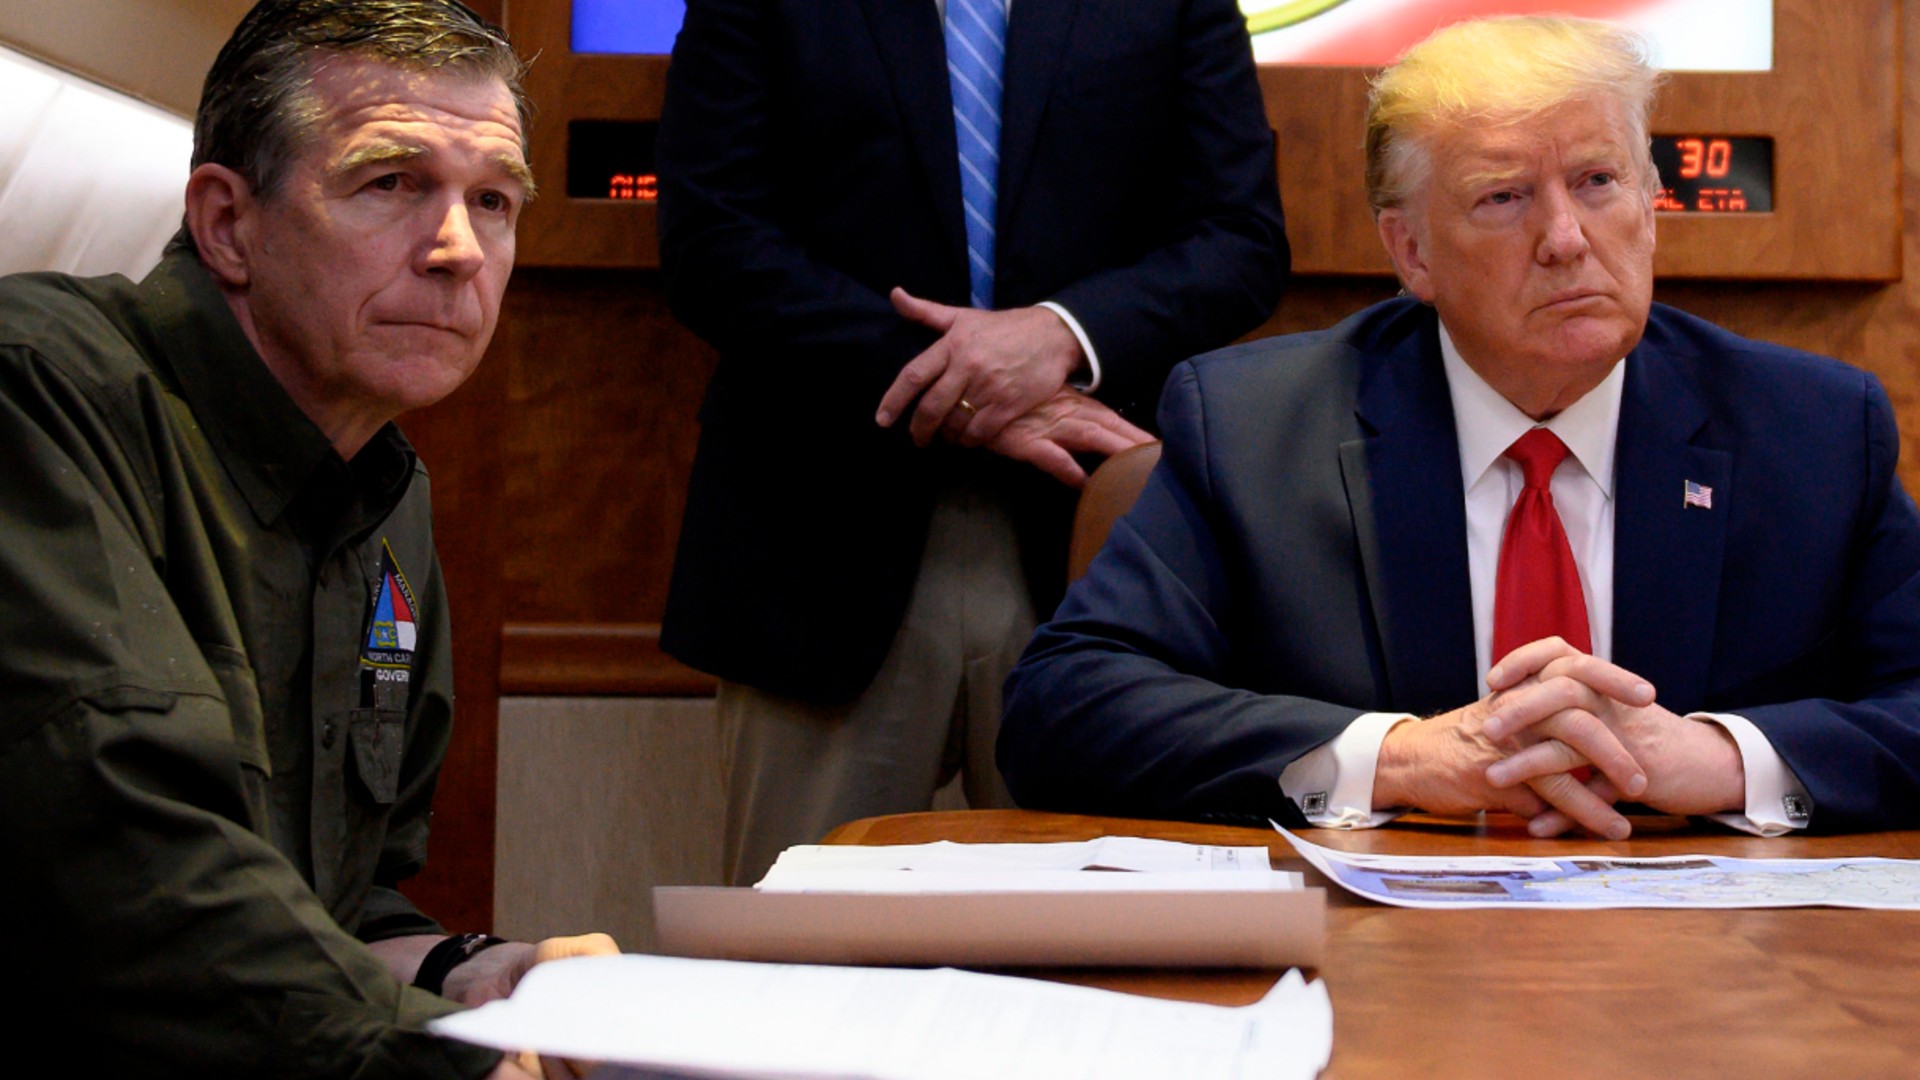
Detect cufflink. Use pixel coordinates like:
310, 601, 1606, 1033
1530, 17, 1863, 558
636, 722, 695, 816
1301, 792, 1328, 815
1783, 794, 1811, 823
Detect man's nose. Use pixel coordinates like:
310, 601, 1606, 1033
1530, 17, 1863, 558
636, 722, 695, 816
421, 200, 486, 281
1535, 186, 1592, 265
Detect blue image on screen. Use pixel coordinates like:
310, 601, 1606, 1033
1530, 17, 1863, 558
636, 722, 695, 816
572, 0, 687, 55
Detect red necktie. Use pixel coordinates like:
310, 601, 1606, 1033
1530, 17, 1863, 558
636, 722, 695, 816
1492, 428, 1591, 661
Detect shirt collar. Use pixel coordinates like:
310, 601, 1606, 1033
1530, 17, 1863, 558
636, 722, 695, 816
131, 247, 416, 526
1438, 321, 1624, 498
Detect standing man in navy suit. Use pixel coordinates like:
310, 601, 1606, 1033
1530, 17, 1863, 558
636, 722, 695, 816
657, 0, 1289, 881
1002, 16, 1920, 836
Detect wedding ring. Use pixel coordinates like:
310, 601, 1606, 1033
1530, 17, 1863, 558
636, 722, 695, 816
957, 398, 978, 416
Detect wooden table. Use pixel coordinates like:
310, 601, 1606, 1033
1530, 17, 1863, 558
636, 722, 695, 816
824, 810, 1920, 1078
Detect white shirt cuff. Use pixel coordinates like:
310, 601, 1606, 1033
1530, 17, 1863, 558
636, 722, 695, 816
1277, 712, 1416, 829
1035, 300, 1102, 393
1692, 712, 1813, 836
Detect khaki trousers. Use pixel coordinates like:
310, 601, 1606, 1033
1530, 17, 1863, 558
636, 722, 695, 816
717, 483, 1033, 885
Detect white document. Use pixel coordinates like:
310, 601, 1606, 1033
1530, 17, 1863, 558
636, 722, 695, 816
753, 870, 1299, 893
1277, 824, 1920, 909
430, 953, 1333, 1080
758, 838, 1298, 894
764, 837, 1277, 877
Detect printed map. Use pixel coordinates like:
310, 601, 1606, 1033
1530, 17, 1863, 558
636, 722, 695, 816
1276, 827, 1920, 910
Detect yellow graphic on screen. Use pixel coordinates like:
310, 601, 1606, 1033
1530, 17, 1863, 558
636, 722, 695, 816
1244, 0, 1353, 36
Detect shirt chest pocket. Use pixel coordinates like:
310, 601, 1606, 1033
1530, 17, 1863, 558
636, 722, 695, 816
346, 707, 405, 804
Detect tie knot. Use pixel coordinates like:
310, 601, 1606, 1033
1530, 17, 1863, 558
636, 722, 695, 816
1504, 428, 1570, 490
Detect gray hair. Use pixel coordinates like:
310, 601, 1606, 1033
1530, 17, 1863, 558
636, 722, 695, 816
191, 0, 530, 201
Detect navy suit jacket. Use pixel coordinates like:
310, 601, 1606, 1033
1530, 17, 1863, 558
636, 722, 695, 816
1001, 299, 1920, 831
657, 0, 1288, 703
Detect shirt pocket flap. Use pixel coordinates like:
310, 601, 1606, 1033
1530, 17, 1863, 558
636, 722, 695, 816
347, 708, 406, 805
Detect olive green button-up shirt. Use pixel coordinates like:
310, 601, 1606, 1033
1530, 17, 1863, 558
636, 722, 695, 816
0, 251, 500, 1077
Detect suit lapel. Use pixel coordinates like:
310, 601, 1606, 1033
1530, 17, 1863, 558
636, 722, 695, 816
1611, 339, 1729, 713
1347, 320, 1480, 713
997, 0, 1080, 230
856, 0, 968, 273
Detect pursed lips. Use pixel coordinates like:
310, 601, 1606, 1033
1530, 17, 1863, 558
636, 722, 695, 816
376, 319, 472, 336
1535, 289, 1608, 312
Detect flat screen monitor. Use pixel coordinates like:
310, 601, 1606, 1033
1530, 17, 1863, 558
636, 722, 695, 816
570, 0, 1773, 69
1243, 0, 1771, 70
572, 0, 685, 55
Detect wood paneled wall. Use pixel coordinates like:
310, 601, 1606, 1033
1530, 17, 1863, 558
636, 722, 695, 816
403, 0, 1920, 929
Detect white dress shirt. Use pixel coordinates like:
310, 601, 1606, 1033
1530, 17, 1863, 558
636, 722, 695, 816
1277, 321, 1812, 835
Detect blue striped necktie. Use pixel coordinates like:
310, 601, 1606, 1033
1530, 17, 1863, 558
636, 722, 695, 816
945, 0, 1005, 309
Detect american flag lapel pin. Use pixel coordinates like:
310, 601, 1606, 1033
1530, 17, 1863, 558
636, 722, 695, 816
1683, 479, 1714, 509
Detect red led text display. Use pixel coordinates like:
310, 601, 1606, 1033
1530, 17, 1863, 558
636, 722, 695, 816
1649, 135, 1774, 213
567, 119, 661, 202
606, 173, 659, 201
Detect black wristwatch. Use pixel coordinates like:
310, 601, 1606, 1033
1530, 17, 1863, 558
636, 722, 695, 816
413, 932, 508, 996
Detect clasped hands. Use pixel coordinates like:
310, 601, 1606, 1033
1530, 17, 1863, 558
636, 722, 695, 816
872, 287, 1151, 487
1373, 638, 1747, 839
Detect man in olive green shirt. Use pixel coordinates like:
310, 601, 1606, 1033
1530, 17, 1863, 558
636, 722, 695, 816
0, 2, 611, 1076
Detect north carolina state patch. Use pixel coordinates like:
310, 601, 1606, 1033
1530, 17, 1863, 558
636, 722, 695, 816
360, 539, 419, 709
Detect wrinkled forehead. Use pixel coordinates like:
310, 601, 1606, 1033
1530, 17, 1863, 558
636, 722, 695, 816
305, 54, 526, 151
1419, 98, 1638, 188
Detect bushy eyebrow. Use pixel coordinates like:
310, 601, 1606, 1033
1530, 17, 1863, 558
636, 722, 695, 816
331, 142, 427, 178
1453, 144, 1627, 193
1456, 162, 1527, 191
330, 141, 539, 200
490, 151, 538, 200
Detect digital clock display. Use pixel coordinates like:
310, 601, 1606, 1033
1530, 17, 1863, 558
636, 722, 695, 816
1650, 135, 1773, 213
567, 120, 660, 202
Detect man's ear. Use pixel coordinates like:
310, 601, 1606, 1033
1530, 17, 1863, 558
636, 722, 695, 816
1376, 207, 1435, 302
184, 163, 257, 289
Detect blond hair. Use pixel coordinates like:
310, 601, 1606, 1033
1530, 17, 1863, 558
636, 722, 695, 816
1365, 16, 1662, 212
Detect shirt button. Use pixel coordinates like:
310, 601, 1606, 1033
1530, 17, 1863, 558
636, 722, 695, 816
321, 720, 337, 750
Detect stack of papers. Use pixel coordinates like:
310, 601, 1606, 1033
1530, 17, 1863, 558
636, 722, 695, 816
654, 838, 1325, 969
431, 953, 1334, 1080
757, 836, 1303, 893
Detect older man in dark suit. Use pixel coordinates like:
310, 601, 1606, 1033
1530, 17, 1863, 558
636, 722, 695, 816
1001, 15, 1920, 837
657, 0, 1289, 882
